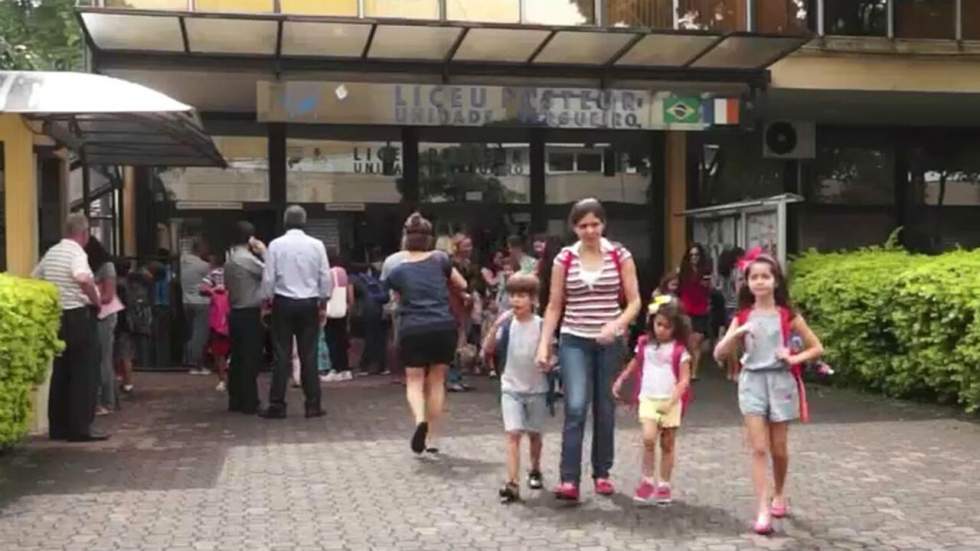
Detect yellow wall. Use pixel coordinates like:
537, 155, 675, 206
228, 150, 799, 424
195, 0, 274, 12
664, 131, 687, 272
0, 114, 39, 276
280, 0, 357, 16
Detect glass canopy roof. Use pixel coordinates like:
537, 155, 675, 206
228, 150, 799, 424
0, 71, 225, 167
78, 8, 808, 81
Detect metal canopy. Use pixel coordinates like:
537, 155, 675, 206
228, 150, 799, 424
0, 71, 225, 167
77, 8, 810, 88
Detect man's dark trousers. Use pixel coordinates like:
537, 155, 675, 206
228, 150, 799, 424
49, 307, 100, 439
269, 296, 321, 413
228, 307, 261, 414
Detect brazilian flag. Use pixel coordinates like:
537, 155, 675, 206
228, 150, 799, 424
664, 96, 701, 124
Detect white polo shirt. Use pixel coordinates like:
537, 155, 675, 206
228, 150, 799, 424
32, 239, 93, 311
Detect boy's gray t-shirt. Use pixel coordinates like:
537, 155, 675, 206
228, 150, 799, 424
500, 315, 548, 394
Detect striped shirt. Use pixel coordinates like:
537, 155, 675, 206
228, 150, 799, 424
31, 239, 93, 310
557, 238, 631, 339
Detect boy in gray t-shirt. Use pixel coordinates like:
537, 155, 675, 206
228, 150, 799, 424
482, 274, 551, 503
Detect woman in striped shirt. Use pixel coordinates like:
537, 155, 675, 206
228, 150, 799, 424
536, 198, 641, 501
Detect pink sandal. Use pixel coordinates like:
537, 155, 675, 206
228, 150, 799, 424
753, 513, 774, 535
770, 498, 790, 518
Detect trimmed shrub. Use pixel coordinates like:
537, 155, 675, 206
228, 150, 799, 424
0, 273, 64, 448
791, 245, 980, 412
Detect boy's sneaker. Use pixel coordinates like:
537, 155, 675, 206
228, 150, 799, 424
594, 478, 615, 496
499, 482, 520, 504
339, 371, 354, 381
215, 381, 226, 392
554, 482, 580, 502
632, 480, 657, 505
654, 483, 673, 504
527, 470, 544, 490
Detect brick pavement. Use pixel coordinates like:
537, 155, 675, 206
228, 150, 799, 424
1, 370, 979, 551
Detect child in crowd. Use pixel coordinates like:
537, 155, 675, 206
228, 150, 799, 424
713, 252, 823, 535
652, 272, 680, 301
613, 296, 692, 506
482, 274, 550, 503
200, 255, 230, 392
716, 247, 745, 381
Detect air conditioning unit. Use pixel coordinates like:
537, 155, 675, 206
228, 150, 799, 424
762, 121, 815, 159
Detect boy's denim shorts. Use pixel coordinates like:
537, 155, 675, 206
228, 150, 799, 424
501, 391, 548, 433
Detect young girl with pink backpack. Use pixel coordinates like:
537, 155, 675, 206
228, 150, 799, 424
713, 250, 824, 535
612, 296, 692, 506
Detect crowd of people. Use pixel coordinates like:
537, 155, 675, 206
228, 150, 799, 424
33, 197, 824, 535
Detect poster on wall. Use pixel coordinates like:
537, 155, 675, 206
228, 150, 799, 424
692, 215, 739, 273
745, 210, 779, 261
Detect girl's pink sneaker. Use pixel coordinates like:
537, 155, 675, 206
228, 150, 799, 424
554, 482, 580, 501
770, 498, 790, 518
753, 513, 774, 535
632, 480, 657, 504
594, 478, 615, 496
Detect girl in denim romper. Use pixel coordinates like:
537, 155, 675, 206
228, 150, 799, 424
714, 253, 823, 535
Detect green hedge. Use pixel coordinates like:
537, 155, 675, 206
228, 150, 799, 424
791, 243, 980, 412
0, 273, 64, 448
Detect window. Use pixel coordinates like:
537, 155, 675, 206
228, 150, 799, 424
446, 0, 520, 23
281, 0, 359, 16
676, 0, 748, 32
419, 143, 529, 204
546, 143, 651, 205
286, 140, 402, 204
824, 0, 887, 36
577, 152, 603, 172
547, 151, 575, 172
103, 0, 188, 9
364, 0, 440, 19
525, 0, 595, 25
756, 0, 812, 35
606, 0, 675, 29
894, 0, 955, 39
965, 0, 980, 39
194, 0, 275, 12
699, 133, 785, 206
811, 142, 895, 205
158, 136, 270, 203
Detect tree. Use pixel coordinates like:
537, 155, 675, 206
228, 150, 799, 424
0, 0, 83, 71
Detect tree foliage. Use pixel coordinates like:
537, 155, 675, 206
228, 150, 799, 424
0, 0, 83, 71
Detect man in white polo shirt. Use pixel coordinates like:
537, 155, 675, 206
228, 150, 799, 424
32, 213, 107, 442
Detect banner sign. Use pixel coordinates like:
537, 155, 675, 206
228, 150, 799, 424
257, 82, 739, 131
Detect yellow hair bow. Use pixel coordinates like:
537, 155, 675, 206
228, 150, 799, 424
648, 295, 673, 316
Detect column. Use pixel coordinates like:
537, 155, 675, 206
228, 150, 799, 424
529, 128, 546, 234
664, 131, 687, 271
401, 126, 419, 207
649, 131, 666, 280
0, 114, 39, 276
122, 167, 137, 258
268, 123, 287, 232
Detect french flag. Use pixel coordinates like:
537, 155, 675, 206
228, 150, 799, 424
704, 97, 740, 125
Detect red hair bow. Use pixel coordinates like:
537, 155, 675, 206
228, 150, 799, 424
736, 246, 765, 273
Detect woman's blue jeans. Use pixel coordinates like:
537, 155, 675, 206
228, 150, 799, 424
558, 333, 624, 484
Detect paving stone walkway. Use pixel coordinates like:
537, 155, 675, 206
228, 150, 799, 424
1, 369, 979, 551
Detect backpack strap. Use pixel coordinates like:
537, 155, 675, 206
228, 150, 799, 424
778, 306, 810, 423
672, 340, 693, 416
630, 334, 648, 405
